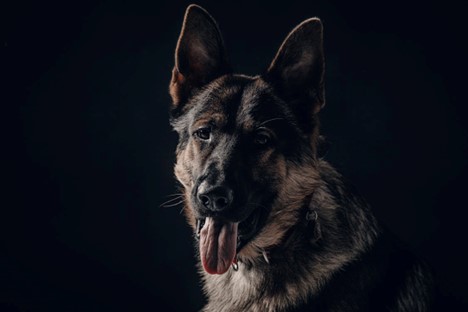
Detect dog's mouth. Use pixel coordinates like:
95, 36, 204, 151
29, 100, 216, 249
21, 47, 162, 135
196, 206, 265, 274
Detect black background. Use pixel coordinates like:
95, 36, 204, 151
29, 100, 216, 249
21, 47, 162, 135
3, 0, 468, 311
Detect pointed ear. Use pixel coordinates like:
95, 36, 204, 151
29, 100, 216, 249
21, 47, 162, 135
169, 5, 231, 116
265, 18, 325, 122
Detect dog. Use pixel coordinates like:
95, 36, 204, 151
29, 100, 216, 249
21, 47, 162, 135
168, 4, 434, 311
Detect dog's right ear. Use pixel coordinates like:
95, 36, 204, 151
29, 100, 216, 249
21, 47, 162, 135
169, 5, 231, 117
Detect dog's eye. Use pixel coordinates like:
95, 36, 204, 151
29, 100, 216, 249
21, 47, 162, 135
194, 127, 211, 140
254, 131, 271, 146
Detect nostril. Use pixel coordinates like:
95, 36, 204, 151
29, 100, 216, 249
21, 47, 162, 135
197, 186, 233, 211
215, 197, 228, 209
199, 194, 210, 207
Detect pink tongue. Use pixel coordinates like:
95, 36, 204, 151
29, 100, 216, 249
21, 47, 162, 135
199, 217, 238, 274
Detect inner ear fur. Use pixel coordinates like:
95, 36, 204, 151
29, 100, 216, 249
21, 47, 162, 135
265, 18, 325, 130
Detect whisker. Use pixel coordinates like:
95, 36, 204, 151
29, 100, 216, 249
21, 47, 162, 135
159, 196, 184, 208
161, 200, 185, 208
165, 193, 184, 197
272, 210, 283, 216
160, 197, 182, 205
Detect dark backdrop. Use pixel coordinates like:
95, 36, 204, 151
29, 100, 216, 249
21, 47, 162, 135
4, 0, 467, 311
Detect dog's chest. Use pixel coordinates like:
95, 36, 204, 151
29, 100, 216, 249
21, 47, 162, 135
203, 267, 268, 311
203, 265, 309, 312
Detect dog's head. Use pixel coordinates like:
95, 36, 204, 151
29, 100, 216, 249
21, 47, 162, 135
169, 5, 325, 274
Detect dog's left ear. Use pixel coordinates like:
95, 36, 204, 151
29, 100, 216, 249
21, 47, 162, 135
265, 18, 325, 126
170, 5, 231, 117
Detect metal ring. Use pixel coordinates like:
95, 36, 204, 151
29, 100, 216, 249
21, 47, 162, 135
306, 210, 318, 221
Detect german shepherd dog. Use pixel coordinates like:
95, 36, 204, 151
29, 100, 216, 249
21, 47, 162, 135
168, 5, 434, 311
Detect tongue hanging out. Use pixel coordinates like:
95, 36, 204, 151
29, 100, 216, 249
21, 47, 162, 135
199, 217, 238, 274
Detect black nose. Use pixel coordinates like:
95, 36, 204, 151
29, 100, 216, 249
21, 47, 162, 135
198, 186, 233, 212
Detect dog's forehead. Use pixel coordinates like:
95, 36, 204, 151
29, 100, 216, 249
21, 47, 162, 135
191, 76, 282, 129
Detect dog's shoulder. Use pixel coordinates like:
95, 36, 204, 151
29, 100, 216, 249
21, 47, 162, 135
291, 229, 434, 312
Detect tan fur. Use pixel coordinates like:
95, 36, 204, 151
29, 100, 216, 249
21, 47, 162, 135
198, 160, 379, 312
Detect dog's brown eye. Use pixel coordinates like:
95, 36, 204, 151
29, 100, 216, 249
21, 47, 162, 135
254, 131, 271, 146
194, 127, 211, 140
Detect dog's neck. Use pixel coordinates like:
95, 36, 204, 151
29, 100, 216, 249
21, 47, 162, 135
200, 161, 380, 312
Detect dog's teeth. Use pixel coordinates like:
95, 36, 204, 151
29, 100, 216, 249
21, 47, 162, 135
231, 262, 239, 271
262, 250, 270, 264
196, 219, 202, 238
